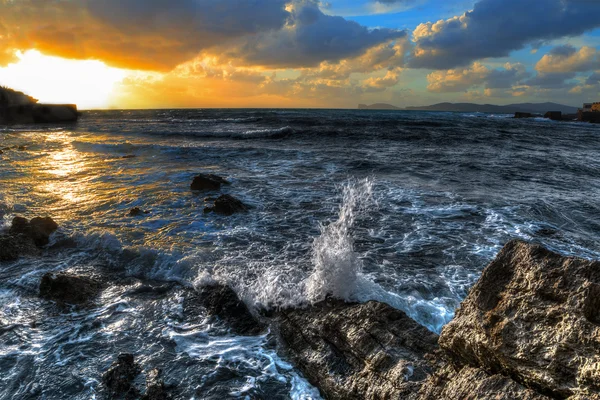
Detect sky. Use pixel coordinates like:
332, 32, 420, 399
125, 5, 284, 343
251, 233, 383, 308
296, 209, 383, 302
0, 0, 599, 109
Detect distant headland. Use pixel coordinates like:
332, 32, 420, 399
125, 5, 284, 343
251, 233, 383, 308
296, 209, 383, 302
0, 86, 78, 124
358, 102, 579, 114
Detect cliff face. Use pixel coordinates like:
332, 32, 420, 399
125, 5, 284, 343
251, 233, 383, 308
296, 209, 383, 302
276, 240, 600, 399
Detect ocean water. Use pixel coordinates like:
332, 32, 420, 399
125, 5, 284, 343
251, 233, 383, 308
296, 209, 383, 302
1, 109, 599, 399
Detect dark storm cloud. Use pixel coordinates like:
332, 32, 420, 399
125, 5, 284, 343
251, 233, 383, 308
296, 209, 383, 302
409, 0, 600, 69
224, 2, 407, 68
525, 72, 576, 89
0, 0, 404, 71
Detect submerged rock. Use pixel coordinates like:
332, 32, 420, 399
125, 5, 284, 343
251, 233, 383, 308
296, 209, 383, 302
439, 240, 600, 399
190, 173, 229, 191
276, 299, 440, 399
192, 283, 263, 335
103, 353, 142, 400
39, 272, 103, 305
128, 207, 150, 217
204, 194, 248, 216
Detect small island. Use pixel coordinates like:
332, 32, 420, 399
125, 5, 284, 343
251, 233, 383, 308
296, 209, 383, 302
0, 86, 78, 124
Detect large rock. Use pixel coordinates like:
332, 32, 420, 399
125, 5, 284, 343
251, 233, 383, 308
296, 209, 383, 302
189, 284, 263, 335
190, 173, 229, 191
417, 364, 549, 400
439, 240, 600, 399
277, 299, 440, 399
204, 194, 248, 216
9, 216, 58, 246
39, 272, 103, 305
102, 353, 142, 400
0, 233, 37, 261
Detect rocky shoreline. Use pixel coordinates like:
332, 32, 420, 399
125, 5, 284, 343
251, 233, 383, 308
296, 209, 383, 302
2, 206, 599, 398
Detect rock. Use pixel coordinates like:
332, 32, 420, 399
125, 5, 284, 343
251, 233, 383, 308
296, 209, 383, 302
29, 217, 59, 246
102, 353, 142, 400
417, 364, 550, 400
16, 145, 26, 151
9, 216, 58, 246
128, 207, 149, 217
514, 112, 533, 118
141, 368, 171, 400
276, 299, 440, 400
193, 283, 263, 335
204, 194, 248, 216
544, 111, 562, 121
0, 234, 35, 261
39, 272, 103, 305
439, 240, 600, 399
190, 173, 229, 191
0, 150, 3, 155
122, 155, 136, 159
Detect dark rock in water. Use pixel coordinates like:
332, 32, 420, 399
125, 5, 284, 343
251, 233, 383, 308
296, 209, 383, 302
16, 145, 26, 151
439, 240, 600, 399
9, 216, 58, 247
417, 364, 549, 400
276, 299, 440, 399
0, 150, 3, 155
103, 353, 142, 400
141, 369, 171, 400
39, 272, 103, 305
194, 283, 263, 335
204, 194, 248, 216
128, 207, 150, 217
0, 216, 57, 261
190, 173, 229, 191
0, 234, 34, 261
122, 155, 136, 159
535, 226, 559, 237
29, 217, 59, 246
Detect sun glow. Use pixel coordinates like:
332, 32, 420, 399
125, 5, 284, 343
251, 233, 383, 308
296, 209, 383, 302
0, 50, 130, 109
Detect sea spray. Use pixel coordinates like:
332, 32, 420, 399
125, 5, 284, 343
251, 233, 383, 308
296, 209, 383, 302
304, 178, 375, 303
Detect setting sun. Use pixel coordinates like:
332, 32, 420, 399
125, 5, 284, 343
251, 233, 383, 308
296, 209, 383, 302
0, 50, 128, 109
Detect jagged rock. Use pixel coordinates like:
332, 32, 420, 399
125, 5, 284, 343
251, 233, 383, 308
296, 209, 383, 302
277, 299, 440, 400
204, 194, 248, 216
9, 216, 58, 246
39, 272, 103, 305
190, 173, 229, 191
103, 353, 142, 400
192, 284, 263, 335
417, 364, 549, 400
141, 369, 171, 400
439, 240, 600, 399
128, 207, 149, 217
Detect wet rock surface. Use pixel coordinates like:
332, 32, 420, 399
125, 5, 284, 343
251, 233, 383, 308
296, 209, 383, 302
190, 173, 229, 191
188, 283, 263, 335
276, 299, 440, 399
39, 272, 103, 305
204, 194, 248, 216
102, 353, 142, 400
0, 216, 58, 261
275, 241, 600, 400
417, 364, 549, 400
439, 240, 600, 399
141, 368, 171, 400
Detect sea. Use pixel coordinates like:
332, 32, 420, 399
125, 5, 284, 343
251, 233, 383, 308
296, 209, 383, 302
1, 109, 599, 399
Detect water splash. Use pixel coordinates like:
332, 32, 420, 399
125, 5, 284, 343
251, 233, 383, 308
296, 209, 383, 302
304, 178, 375, 303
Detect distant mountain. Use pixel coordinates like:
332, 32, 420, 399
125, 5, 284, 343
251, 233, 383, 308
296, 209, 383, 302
358, 102, 579, 114
358, 103, 401, 110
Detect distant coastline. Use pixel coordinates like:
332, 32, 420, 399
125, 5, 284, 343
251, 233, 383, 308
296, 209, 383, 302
358, 102, 579, 114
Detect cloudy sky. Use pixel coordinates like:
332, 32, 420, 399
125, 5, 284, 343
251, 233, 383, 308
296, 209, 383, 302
0, 0, 599, 109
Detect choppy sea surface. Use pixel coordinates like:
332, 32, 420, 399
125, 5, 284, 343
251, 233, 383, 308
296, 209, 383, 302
1, 109, 599, 399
